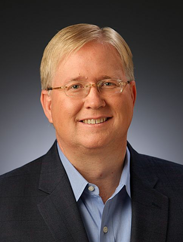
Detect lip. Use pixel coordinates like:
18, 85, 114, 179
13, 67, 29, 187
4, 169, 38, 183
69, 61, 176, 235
78, 116, 112, 125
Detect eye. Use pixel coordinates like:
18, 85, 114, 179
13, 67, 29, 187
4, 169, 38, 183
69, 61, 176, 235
100, 80, 119, 88
67, 83, 84, 91
104, 82, 115, 86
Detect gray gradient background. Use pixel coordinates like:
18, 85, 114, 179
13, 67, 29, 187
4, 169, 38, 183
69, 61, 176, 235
1, 2, 183, 175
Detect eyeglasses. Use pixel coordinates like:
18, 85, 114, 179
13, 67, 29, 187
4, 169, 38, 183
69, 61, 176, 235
46, 79, 132, 98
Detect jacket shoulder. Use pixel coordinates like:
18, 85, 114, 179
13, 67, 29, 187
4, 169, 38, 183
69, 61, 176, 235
0, 155, 44, 197
128, 143, 183, 188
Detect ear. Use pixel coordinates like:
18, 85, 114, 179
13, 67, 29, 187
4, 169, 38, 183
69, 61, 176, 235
130, 80, 137, 106
40, 90, 53, 123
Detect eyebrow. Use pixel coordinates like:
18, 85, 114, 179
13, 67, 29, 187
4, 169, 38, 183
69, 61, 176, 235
96, 75, 119, 81
98, 75, 113, 79
68, 76, 88, 82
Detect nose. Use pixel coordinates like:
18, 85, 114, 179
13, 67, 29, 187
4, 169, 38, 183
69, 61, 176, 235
83, 84, 106, 109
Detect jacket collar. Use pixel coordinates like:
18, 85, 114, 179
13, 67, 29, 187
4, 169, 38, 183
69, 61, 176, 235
38, 141, 89, 242
128, 143, 169, 242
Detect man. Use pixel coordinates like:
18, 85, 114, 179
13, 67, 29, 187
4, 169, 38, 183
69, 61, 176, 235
0, 23, 183, 242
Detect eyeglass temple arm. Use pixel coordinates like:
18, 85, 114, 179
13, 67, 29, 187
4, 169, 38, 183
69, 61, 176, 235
46, 87, 63, 91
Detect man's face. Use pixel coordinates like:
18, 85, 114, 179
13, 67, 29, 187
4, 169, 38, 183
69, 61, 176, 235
41, 42, 136, 151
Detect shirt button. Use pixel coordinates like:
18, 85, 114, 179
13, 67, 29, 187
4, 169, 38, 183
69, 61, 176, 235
103, 226, 108, 234
88, 185, 95, 192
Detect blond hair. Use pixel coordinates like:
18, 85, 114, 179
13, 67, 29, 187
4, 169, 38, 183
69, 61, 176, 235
40, 23, 134, 90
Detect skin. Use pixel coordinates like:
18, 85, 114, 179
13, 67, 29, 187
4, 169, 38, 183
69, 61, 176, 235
41, 41, 136, 202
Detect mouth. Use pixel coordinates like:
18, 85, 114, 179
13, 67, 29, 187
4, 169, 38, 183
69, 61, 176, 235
80, 117, 110, 124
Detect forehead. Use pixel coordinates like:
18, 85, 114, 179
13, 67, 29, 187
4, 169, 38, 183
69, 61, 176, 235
54, 42, 125, 83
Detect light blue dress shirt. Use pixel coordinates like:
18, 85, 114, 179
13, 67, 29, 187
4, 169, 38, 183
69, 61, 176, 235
57, 144, 131, 242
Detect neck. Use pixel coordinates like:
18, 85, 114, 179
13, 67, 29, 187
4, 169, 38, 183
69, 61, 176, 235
57, 139, 127, 203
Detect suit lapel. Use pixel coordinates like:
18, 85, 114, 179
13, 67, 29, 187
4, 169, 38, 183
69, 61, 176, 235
128, 144, 169, 242
37, 142, 89, 242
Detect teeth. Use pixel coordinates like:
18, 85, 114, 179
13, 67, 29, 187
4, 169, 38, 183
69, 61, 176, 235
83, 118, 107, 124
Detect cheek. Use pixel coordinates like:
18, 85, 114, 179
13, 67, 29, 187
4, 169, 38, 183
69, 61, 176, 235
51, 96, 82, 125
115, 97, 134, 122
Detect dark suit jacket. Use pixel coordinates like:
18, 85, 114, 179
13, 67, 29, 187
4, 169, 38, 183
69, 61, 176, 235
0, 141, 183, 242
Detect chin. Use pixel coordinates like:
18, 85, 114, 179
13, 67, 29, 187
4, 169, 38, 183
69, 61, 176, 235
78, 137, 113, 150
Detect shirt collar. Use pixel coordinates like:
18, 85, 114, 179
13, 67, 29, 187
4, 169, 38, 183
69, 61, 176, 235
57, 143, 131, 201
116, 147, 131, 197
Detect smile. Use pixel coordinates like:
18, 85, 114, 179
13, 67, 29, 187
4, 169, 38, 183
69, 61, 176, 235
81, 118, 108, 124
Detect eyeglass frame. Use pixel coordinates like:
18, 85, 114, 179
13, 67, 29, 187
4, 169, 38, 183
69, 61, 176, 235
46, 79, 132, 98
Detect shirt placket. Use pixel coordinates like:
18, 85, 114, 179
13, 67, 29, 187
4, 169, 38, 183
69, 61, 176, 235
100, 199, 114, 242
